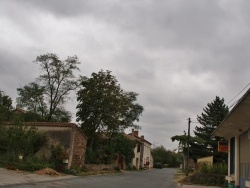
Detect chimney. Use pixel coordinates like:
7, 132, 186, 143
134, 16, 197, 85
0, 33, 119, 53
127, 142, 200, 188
134, 130, 138, 136
141, 135, 144, 139
132, 129, 139, 136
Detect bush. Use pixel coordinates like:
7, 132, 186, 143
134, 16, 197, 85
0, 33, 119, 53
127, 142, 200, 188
1, 156, 51, 172
115, 166, 121, 171
15, 161, 48, 172
198, 163, 227, 175
0, 122, 47, 159
85, 148, 98, 164
184, 173, 227, 187
64, 168, 78, 175
181, 163, 228, 187
163, 164, 169, 168
50, 145, 69, 172
126, 165, 133, 171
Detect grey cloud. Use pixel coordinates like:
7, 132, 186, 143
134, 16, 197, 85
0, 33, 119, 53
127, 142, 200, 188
1, 0, 250, 149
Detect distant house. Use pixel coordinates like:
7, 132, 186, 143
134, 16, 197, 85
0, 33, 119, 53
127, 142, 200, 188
126, 129, 153, 170
13, 107, 27, 114
4, 122, 87, 169
213, 89, 250, 188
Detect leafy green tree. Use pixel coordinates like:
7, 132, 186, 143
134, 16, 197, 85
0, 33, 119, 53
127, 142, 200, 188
84, 133, 136, 165
151, 145, 182, 167
171, 134, 203, 162
76, 70, 143, 149
0, 90, 13, 122
110, 134, 136, 165
151, 145, 167, 164
17, 53, 80, 122
194, 96, 229, 162
17, 82, 47, 119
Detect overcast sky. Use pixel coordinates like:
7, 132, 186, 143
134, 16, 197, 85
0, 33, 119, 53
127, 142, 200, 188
1, 0, 250, 150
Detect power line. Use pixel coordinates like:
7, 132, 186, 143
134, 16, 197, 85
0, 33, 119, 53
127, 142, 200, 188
227, 82, 250, 106
142, 119, 186, 126
228, 99, 240, 110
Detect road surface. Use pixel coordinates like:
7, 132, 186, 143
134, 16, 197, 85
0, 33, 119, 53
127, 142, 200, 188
2, 168, 178, 188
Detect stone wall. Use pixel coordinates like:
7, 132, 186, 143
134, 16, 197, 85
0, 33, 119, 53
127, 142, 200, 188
71, 126, 87, 167
31, 126, 73, 161
83, 164, 115, 171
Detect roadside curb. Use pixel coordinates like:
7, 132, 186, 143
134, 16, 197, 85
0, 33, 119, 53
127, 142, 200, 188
177, 183, 221, 188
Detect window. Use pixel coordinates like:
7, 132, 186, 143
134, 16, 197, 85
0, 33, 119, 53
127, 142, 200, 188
137, 144, 140, 153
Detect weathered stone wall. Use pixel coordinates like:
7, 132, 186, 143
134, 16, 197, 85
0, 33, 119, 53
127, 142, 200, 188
83, 164, 115, 171
32, 126, 72, 161
4, 122, 87, 169
34, 126, 72, 146
71, 126, 87, 167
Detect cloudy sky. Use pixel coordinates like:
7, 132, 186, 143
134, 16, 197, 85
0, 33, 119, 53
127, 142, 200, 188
1, 0, 250, 150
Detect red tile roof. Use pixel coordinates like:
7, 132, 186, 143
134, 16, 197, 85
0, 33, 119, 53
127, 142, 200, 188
127, 133, 152, 145
4, 122, 87, 138
4, 122, 78, 127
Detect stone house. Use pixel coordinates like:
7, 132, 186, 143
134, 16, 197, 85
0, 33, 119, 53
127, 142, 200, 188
126, 129, 153, 170
5, 122, 87, 169
213, 88, 250, 188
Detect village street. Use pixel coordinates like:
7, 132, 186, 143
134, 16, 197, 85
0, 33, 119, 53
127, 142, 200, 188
1, 168, 177, 188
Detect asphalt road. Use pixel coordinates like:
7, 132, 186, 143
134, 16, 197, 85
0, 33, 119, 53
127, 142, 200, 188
3, 168, 178, 188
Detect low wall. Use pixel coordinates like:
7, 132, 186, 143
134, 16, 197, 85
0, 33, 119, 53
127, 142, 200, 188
83, 164, 115, 171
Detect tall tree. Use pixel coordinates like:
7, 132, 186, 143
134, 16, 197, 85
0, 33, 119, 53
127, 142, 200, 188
76, 70, 143, 149
17, 53, 80, 122
0, 90, 13, 122
194, 96, 229, 162
35, 53, 80, 121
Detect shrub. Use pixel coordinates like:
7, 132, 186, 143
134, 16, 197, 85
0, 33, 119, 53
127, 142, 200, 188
198, 163, 227, 175
182, 163, 228, 187
163, 164, 169, 168
115, 166, 121, 171
0, 122, 47, 159
1, 156, 51, 172
126, 165, 133, 171
85, 148, 99, 164
0, 122, 50, 172
184, 173, 227, 187
64, 165, 86, 175
50, 144, 68, 171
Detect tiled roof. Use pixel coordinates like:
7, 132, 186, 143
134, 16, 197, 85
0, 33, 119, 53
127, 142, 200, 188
4, 122, 78, 127
124, 133, 142, 142
127, 133, 152, 145
13, 107, 27, 114
4, 122, 88, 139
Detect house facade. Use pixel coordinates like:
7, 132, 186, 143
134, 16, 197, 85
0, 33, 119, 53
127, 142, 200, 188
213, 89, 250, 188
5, 122, 87, 169
127, 129, 153, 170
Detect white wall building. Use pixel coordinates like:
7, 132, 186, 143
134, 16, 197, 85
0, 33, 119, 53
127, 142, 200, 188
126, 129, 153, 170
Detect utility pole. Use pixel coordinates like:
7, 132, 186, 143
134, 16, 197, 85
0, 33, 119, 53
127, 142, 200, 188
186, 118, 191, 172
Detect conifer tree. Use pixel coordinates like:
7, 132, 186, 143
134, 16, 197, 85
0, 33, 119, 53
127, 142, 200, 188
194, 96, 229, 162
